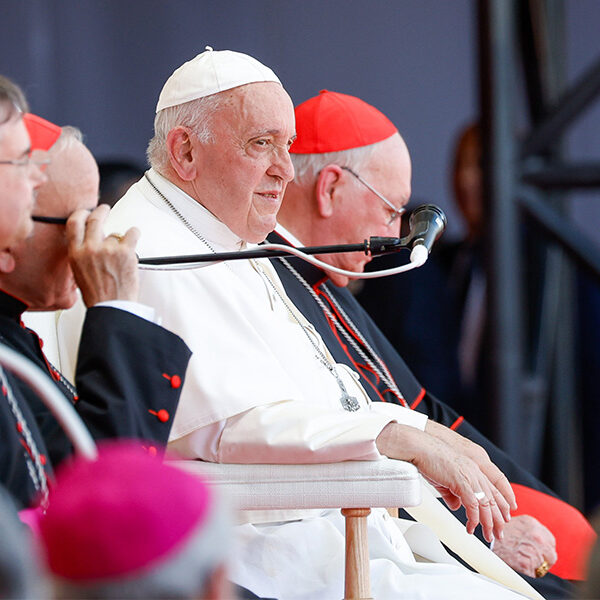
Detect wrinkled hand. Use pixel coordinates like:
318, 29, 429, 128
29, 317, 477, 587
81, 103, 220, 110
492, 515, 557, 577
66, 204, 140, 307
425, 420, 517, 521
377, 422, 515, 543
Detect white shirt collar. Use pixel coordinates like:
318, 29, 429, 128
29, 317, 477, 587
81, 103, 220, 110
274, 223, 304, 248
146, 168, 246, 252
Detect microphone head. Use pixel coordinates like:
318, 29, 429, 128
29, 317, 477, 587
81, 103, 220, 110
407, 204, 447, 254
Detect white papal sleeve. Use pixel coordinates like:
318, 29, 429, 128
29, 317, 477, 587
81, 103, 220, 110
169, 399, 427, 463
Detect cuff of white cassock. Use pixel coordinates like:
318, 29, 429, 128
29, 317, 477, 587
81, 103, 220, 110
93, 300, 157, 324
370, 402, 429, 431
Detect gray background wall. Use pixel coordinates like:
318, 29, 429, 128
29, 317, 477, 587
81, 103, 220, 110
0, 0, 598, 238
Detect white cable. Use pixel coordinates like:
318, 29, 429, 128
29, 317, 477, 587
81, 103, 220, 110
139, 242, 429, 278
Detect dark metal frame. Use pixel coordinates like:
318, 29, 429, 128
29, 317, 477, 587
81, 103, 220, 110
478, 0, 600, 504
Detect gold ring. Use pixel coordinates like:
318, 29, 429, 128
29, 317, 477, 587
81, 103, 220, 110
107, 233, 124, 243
535, 559, 550, 578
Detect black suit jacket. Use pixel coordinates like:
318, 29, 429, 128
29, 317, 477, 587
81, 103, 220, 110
0, 291, 191, 507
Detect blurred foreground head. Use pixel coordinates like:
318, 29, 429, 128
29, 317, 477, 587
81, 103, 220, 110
39, 443, 233, 600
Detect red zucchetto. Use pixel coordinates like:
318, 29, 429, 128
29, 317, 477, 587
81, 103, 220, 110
290, 90, 398, 154
23, 113, 62, 151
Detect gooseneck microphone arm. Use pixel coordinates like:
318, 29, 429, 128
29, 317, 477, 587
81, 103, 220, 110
138, 237, 404, 266
137, 204, 447, 280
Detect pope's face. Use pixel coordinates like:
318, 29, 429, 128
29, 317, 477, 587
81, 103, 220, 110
0, 115, 46, 248
190, 82, 296, 243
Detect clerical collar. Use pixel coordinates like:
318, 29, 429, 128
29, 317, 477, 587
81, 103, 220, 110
0, 290, 29, 322
144, 168, 246, 252
269, 225, 328, 287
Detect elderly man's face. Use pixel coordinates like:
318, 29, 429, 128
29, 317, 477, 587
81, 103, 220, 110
0, 116, 46, 248
0, 139, 99, 310
326, 134, 411, 286
190, 82, 295, 243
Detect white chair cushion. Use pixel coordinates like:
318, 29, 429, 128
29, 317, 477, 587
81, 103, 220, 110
170, 458, 421, 510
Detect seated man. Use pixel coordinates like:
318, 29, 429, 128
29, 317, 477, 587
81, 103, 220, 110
271, 90, 595, 595
0, 75, 191, 508
60, 48, 532, 599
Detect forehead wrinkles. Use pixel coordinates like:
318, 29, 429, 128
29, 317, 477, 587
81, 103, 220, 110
226, 84, 292, 138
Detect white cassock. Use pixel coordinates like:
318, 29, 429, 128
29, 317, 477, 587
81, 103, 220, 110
58, 169, 530, 600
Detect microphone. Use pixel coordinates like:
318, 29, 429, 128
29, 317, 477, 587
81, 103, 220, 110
137, 203, 446, 275
401, 204, 447, 265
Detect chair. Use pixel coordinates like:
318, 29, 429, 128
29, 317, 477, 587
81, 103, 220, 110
0, 339, 421, 599
172, 458, 421, 600
3, 337, 545, 599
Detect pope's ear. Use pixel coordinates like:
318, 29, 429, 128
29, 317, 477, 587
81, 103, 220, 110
315, 164, 344, 218
166, 126, 199, 181
0, 250, 16, 274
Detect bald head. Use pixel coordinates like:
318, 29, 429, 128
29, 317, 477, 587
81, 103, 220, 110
36, 129, 99, 219
0, 130, 99, 310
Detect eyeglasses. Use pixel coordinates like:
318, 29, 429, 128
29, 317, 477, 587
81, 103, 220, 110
0, 155, 51, 169
31, 215, 67, 225
341, 166, 406, 226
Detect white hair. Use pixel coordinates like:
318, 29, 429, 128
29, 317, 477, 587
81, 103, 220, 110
291, 136, 396, 186
0, 75, 28, 140
52, 125, 83, 152
146, 94, 225, 174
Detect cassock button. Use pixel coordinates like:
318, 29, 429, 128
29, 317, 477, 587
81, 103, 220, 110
170, 375, 181, 389
148, 409, 170, 423
40, 454, 47, 466
148, 446, 157, 457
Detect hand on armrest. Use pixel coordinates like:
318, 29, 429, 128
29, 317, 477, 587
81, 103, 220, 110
376, 421, 516, 543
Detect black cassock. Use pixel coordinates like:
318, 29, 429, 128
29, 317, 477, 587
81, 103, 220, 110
0, 290, 191, 508
268, 230, 574, 599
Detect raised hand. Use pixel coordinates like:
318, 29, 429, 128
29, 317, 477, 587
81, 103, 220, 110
66, 204, 140, 307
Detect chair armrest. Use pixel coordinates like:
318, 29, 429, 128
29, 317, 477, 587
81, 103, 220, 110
170, 458, 421, 510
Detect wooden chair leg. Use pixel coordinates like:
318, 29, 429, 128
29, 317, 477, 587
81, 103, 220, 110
341, 508, 373, 600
